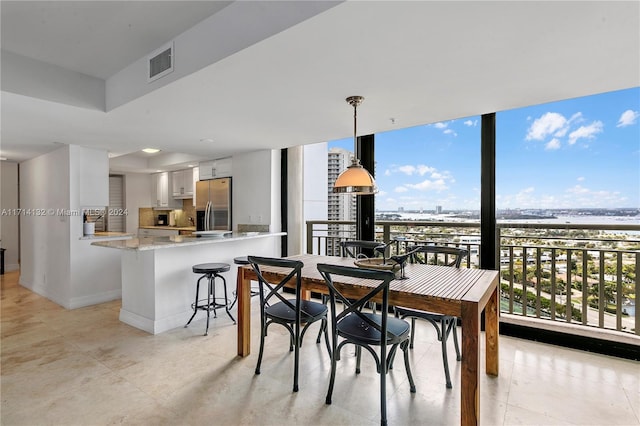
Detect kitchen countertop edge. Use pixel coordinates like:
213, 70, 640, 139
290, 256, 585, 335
91, 232, 286, 251
80, 232, 135, 241
139, 226, 196, 231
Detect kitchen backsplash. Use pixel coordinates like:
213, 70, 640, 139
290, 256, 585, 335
139, 200, 196, 227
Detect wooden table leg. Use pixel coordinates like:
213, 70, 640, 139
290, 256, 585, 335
461, 301, 480, 426
485, 286, 499, 376
237, 266, 251, 357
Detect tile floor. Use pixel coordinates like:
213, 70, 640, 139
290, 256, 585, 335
1, 269, 639, 425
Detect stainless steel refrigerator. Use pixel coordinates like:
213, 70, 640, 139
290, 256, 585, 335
195, 177, 232, 231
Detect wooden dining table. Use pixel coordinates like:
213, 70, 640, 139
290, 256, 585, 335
236, 253, 500, 426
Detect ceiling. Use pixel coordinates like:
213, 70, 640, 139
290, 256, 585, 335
1, 1, 638, 172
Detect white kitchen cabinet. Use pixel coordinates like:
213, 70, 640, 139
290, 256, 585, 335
151, 172, 181, 208
138, 228, 179, 237
199, 157, 232, 180
171, 168, 195, 199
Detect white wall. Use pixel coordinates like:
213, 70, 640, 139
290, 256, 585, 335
123, 173, 152, 233
287, 146, 303, 255
303, 142, 328, 253
20, 144, 120, 309
20, 146, 72, 306
1, 50, 104, 110
0, 161, 20, 271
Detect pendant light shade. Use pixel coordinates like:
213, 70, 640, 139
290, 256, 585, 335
332, 96, 377, 195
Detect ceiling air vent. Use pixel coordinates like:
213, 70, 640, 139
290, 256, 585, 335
148, 42, 174, 82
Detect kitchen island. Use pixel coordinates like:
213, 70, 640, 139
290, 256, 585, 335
92, 232, 284, 334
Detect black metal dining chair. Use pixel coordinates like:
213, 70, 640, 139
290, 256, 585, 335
317, 263, 416, 426
394, 244, 469, 388
340, 239, 390, 261
248, 256, 331, 392
338, 239, 391, 314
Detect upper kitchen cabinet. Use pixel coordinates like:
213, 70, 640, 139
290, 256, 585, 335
151, 172, 181, 209
171, 168, 195, 199
199, 157, 232, 180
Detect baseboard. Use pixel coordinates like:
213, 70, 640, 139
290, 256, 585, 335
119, 308, 193, 335
499, 315, 640, 361
4, 263, 19, 272
68, 290, 122, 309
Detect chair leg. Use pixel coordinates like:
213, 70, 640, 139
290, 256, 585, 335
409, 317, 416, 349
322, 320, 332, 358
355, 346, 362, 374
205, 275, 213, 336
293, 320, 300, 392
380, 343, 387, 426
185, 276, 202, 328
218, 274, 236, 323
441, 318, 452, 388
402, 340, 417, 393
325, 328, 338, 404
255, 315, 267, 375
452, 318, 462, 361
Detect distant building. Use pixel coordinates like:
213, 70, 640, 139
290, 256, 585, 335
398, 207, 404, 212
327, 148, 357, 256
436, 205, 442, 214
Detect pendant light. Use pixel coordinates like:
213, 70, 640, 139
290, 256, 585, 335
333, 96, 377, 195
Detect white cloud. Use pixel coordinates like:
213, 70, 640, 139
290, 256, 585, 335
416, 165, 435, 175
395, 164, 436, 176
384, 169, 391, 176
567, 185, 590, 194
433, 122, 448, 129
526, 112, 568, 141
463, 120, 478, 127
577, 176, 585, 182
377, 190, 387, 196
545, 138, 561, 150
394, 186, 408, 193
567, 121, 603, 145
398, 165, 416, 175
617, 109, 639, 127
443, 129, 457, 136
406, 179, 448, 191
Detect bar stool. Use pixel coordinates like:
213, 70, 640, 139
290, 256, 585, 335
185, 262, 235, 336
234, 256, 259, 298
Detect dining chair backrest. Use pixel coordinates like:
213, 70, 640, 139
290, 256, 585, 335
408, 245, 468, 268
340, 240, 389, 260
247, 256, 303, 312
317, 263, 395, 339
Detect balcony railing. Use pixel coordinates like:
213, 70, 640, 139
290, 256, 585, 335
306, 219, 640, 337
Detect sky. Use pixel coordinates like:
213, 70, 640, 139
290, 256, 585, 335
329, 87, 640, 212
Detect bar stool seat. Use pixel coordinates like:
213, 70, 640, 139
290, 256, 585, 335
185, 262, 235, 335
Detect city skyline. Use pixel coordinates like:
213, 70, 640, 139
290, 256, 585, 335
329, 87, 639, 212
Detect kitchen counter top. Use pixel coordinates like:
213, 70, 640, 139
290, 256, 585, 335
138, 226, 196, 231
92, 231, 285, 251
79, 232, 134, 241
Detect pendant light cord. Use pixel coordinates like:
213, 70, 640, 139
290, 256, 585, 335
353, 101, 358, 163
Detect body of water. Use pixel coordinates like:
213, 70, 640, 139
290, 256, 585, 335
377, 212, 640, 234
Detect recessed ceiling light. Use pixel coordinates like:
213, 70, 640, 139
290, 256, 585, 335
0, 157, 7, 161
142, 148, 161, 153
187, 164, 196, 168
